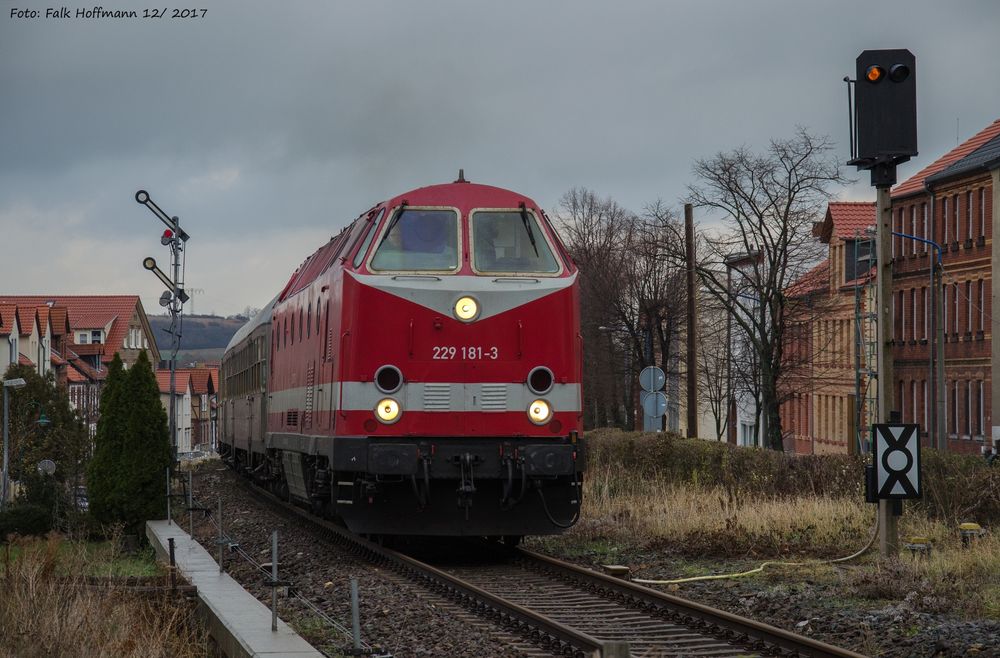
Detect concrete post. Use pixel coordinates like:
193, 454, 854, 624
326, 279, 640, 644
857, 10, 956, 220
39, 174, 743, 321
875, 183, 898, 557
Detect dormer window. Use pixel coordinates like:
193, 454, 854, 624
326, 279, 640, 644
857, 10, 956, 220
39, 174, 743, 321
78, 333, 89, 344
91, 330, 103, 344
844, 238, 873, 283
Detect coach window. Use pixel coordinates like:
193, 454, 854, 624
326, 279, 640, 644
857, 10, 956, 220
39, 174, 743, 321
299, 308, 304, 342
307, 305, 312, 339
370, 208, 459, 272
472, 210, 560, 274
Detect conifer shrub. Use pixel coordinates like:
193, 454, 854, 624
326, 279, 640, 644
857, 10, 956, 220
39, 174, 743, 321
86, 352, 171, 534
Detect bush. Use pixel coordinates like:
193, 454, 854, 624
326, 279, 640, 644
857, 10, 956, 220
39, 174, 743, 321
0, 504, 52, 540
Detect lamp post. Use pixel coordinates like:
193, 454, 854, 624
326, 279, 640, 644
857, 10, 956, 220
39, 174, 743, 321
2, 377, 27, 509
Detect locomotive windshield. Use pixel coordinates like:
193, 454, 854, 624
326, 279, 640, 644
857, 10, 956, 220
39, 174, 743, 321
472, 210, 560, 274
370, 208, 459, 271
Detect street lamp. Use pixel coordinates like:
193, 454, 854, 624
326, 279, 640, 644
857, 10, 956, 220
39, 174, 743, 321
2, 377, 27, 509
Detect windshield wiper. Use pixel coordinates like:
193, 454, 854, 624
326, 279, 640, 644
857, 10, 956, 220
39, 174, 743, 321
377, 201, 408, 248
519, 202, 539, 257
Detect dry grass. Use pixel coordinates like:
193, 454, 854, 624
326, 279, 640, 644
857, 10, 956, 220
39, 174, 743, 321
0, 534, 210, 657
559, 447, 1000, 618
574, 461, 874, 557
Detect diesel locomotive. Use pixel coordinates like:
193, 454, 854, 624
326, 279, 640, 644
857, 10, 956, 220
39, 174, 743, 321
219, 176, 584, 539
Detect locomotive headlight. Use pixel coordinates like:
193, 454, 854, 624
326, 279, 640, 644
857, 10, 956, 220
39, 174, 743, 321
454, 296, 479, 322
527, 399, 552, 425
375, 398, 401, 424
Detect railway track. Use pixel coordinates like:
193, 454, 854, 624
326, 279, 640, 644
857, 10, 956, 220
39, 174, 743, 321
233, 478, 865, 658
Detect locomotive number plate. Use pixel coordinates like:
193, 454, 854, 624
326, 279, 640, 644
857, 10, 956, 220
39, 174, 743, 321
432, 345, 499, 360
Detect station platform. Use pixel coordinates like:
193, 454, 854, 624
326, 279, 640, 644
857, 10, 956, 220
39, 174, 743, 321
146, 519, 323, 658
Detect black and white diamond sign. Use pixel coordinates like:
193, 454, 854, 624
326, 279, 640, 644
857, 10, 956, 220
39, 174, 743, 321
872, 424, 921, 499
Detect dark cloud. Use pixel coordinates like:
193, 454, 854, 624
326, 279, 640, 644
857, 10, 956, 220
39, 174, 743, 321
2, 0, 999, 314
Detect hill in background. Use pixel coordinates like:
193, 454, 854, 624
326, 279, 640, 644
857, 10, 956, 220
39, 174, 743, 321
148, 314, 246, 365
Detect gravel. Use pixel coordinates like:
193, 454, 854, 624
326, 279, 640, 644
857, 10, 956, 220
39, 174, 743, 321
525, 543, 1000, 657
179, 463, 1000, 656
179, 464, 531, 658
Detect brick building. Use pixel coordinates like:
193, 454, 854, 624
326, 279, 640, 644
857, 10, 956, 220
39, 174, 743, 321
891, 119, 1000, 453
782, 202, 876, 454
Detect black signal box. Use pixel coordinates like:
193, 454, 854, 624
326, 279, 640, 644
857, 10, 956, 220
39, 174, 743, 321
853, 49, 917, 167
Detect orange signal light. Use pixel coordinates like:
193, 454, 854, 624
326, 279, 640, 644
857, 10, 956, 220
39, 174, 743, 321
866, 65, 885, 83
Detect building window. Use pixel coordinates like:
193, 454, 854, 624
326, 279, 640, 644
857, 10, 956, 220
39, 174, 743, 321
922, 287, 928, 339
967, 191, 974, 238
979, 280, 985, 332
910, 206, 917, 254
943, 196, 949, 243
980, 187, 987, 237
966, 280, 972, 332
954, 194, 960, 242
952, 381, 959, 435
911, 380, 917, 425
91, 330, 102, 344
966, 380, 972, 438
922, 203, 928, 252
899, 291, 905, 341
977, 381, 984, 438
943, 285, 948, 331
78, 332, 89, 344
910, 288, 916, 340
899, 381, 905, 421
953, 283, 959, 333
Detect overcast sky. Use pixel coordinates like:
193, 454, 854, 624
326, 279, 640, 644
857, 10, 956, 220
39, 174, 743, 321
3, 0, 999, 317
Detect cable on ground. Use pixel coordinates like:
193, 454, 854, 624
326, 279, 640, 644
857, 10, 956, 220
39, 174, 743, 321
632, 510, 880, 585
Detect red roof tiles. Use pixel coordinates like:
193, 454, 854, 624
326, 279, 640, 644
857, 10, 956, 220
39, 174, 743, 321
174, 368, 216, 395
828, 202, 875, 239
893, 118, 1000, 199
787, 259, 830, 297
18, 354, 34, 366
156, 370, 193, 395
0, 295, 147, 363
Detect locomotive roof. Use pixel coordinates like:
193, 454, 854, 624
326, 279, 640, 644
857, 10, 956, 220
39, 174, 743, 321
385, 181, 542, 210
225, 293, 278, 353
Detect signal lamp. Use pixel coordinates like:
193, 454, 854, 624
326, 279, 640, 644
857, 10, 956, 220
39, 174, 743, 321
527, 366, 554, 395
527, 399, 552, 425
454, 296, 479, 322
889, 63, 910, 83
375, 398, 401, 424
375, 365, 403, 394
866, 65, 885, 83
142, 257, 157, 270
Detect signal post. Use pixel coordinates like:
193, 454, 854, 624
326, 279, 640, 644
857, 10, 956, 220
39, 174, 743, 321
847, 49, 917, 557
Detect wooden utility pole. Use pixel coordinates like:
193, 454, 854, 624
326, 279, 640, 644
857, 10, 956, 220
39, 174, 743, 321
685, 203, 699, 439
875, 182, 898, 556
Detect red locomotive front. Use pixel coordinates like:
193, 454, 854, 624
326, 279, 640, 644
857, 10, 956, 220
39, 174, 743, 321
224, 179, 584, 539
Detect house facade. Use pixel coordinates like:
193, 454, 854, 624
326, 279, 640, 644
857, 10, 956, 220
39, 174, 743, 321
781, 203, 876, 455
890, 119, 999, 453
157, 370, 193, 454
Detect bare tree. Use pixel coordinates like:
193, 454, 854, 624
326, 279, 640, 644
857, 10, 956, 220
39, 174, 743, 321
686, 129, 848, 451
557, 189, 688, 431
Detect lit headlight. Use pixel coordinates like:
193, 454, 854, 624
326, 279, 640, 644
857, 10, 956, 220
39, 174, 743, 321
527, 399, 552, 425
454, 296, 479, 322
375, 398, 401, 424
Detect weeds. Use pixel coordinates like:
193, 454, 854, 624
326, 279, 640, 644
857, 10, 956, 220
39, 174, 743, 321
562, 430, 1000, 619
0, 533, 209, 657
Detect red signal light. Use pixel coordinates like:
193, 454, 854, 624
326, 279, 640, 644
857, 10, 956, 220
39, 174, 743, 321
162, 229, 174, 239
